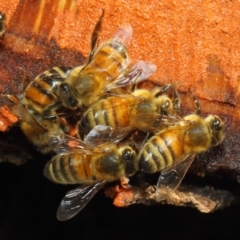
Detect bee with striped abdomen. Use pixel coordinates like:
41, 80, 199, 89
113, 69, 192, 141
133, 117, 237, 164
15, 9, 105, 126
58, 11, 156, 109
79, 85, 181, 140
10, 11, 106, 150
138, 111, 225, 201
44, 132, 137, 220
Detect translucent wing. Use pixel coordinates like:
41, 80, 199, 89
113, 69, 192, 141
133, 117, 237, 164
2, 94, 47, 132
57, 180, 107, 221
156, 154, 197, 202
46, 132, 103, 154
106, 60, 157, 91
85, 125, 135, 146
112, 24, 133, 47
78, 95, 142, 142
130, 112, 184, 133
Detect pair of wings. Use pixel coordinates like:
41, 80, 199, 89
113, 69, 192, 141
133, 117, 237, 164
155, 153, 197, 201
48, 124, 135, 155
46, 127, 127, 221
55, 151, 197, 221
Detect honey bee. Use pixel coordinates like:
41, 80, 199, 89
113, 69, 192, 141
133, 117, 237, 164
6, 11, 106, 150
5, 11, 107, 151
79, 85, 181, 139
0, 12, 6, 36
138, 112, 225, 201
19, 9, 105, 123
58, 15, 157, 108
4, 66, 73, 153
44, 132, 137, 220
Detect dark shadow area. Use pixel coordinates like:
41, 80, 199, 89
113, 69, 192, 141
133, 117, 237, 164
0, 146, 239, 240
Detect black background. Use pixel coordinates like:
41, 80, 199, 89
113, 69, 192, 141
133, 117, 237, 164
0, 131, 239, 240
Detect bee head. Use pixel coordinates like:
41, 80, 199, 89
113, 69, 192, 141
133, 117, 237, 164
206, 115, 225, 146
121, 146, 137, 176
58, 83, 78, 109
153, 88, 174, 115
159, 97, 173, 115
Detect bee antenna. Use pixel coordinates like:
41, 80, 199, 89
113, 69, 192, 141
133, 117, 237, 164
154, 84, 172, 98
187, 88, 201, 115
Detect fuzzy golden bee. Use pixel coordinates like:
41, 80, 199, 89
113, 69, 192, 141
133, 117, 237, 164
0, 12, 6, 36
58, 10, 156, 109
79, 85, 181, 139
7, 9, 103, 132
44, 132, 137, 220
138, 112, 225, 201
3, 11, 104, 151
19, 9, 105, 121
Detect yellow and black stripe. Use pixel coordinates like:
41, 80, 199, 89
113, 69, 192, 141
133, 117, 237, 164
23, 66, 72, 112
138, 129, 184, 173
44, 152, 95, 184
83, 41, 129, 80
80, 96, 132, 134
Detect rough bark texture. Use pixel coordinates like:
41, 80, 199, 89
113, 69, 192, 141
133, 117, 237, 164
104, 178, 236, 213
0, 0, 239, 210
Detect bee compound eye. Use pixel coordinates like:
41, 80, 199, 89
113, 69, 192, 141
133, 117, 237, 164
123, 148, 137, 175
213, 118, 221, 131
161, 99, 171, 115
60, 83, 68, 92
59, 83, 78, 108
123, 148, 133, 162
164, 99, 170, 109
68, 97, 78, 108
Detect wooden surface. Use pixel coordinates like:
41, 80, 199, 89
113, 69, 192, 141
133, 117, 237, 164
0, 0, 239, 206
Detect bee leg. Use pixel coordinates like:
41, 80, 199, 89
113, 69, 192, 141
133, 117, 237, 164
130, 83, 137, 92
120, 176, 131, 189
19, 68, 32, 90
140, 132, 149, 149
42, 114, 58, 120
1, 94, 20, 104
188, 88, 201, 115
173, 87, 181, 114
57, 117, 78, 137
154, 84, 173, 98
105, 87, 133, 96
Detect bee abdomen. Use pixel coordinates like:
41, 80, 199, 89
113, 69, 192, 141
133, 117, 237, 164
87, 41, 128, 79
44, 153, 93, 184
138, 136, 175, 173
23, 67, 71, 110
80, 97, 131, 134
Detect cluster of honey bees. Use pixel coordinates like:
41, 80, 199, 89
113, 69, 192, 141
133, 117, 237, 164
1, 10, 225, 221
